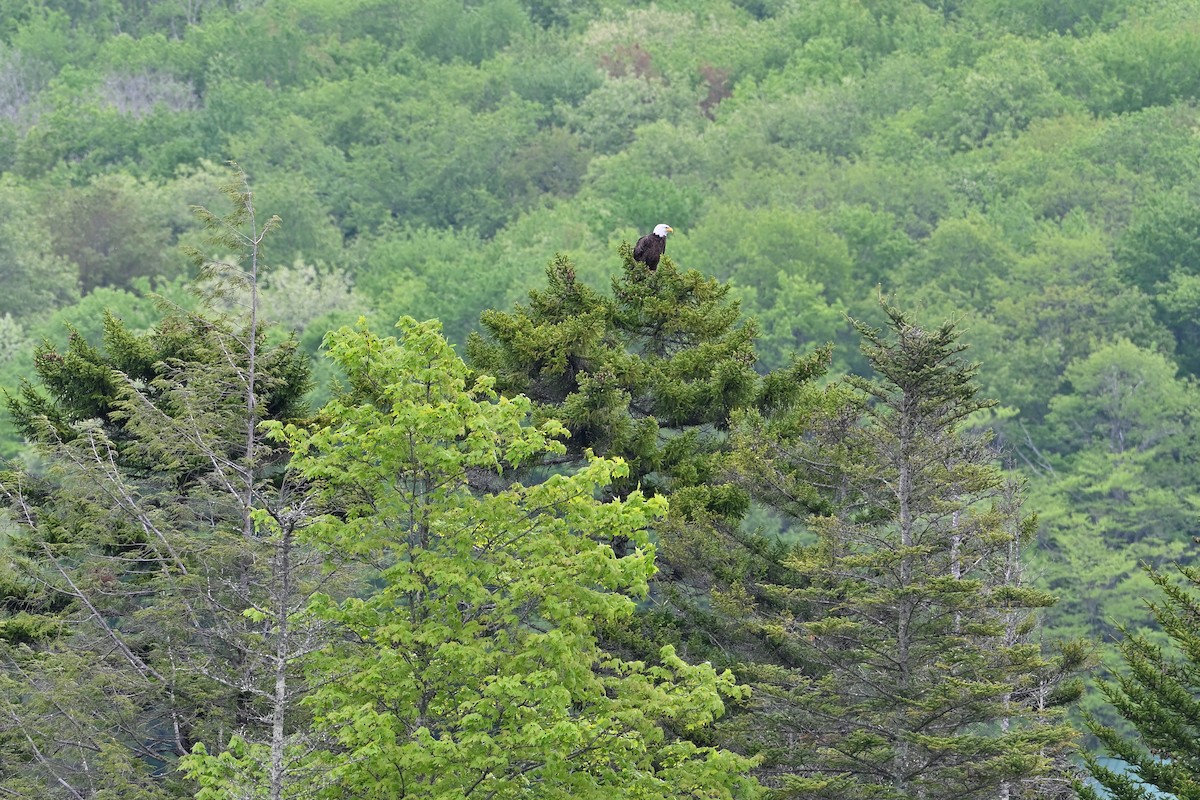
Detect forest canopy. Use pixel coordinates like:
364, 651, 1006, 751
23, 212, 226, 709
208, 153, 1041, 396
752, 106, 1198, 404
0, 0, 1198, 796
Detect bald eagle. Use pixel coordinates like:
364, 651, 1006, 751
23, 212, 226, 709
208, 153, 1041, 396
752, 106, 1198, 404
633, 223, 672, 270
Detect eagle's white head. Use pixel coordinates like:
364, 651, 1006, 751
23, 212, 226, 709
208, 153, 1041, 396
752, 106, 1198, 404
653, 223, 673, 237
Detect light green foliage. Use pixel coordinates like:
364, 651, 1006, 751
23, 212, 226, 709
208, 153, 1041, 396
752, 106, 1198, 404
349, 225, 498, 347
1114, 187, 1200, 373
720, 78, 875, 160
183, 5, 324, 90
576, 140, 713, 244
1026, 341, 1200, 687
498, 42, 604, 111
1074, 102, 1200, 189
677, 205, 853, 305
206, 260, 363, 339
236, 170, 346, 266
249, 317, 758, 800
576, 6, 744, 86
1076, 13, 1200, 115
0, 177, 77, 320
673, 203, 856, 368
748, 270, 848, 372
32, 279, 195, 347
896, 214, 1018, 310
1116, 188, 1200, 297
567, 75, 700, 155
342, 84, 542, 236
828, 204, 918, 289
1045, 340, 1193, 459
1028, 460, 1189, 648
0, 314, 27, 365
978, 115, 1141, 227
413, 0, 533, 64
6, 9, 96, 75
962, 0, 1123, 35
265, 262, 358, 332
918, 42, 1079, 150
16, 69, 199, 177
973, 220, 1166, 422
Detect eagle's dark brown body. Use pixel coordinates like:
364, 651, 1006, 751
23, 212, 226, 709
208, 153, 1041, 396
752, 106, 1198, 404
633, 223, 672, 270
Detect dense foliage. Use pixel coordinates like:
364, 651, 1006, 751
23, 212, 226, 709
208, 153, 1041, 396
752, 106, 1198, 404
1, 0, 1200, 794
0, 0, 1193, 662
237, 317, 758, 800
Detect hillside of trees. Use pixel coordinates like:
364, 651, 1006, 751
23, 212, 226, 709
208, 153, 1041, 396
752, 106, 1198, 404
1, 0, 1199, 796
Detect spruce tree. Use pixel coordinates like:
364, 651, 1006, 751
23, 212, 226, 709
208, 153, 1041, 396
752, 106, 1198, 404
4, 310, 308, 470
467, 246, 824, 650
731, 301, 1086, 799
467, 245, 792, 500
1077, 563, 1200, 800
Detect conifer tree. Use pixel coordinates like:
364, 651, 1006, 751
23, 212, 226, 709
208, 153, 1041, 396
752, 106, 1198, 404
5, 308, 308, 471
467, 245, 790, 499
1077, 563, 1200, 800
0, 168, 326, 799
467, 246, 824, 651
731, 301, 1086, 799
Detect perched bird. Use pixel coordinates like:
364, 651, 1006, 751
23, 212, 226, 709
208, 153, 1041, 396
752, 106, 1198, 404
633, 223, 673, 270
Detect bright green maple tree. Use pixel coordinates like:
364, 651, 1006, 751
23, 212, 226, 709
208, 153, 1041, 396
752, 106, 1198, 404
185, 317, 759, 799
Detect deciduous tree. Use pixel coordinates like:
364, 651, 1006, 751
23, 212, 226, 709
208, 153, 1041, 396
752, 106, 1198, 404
201, 316, 761, 800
